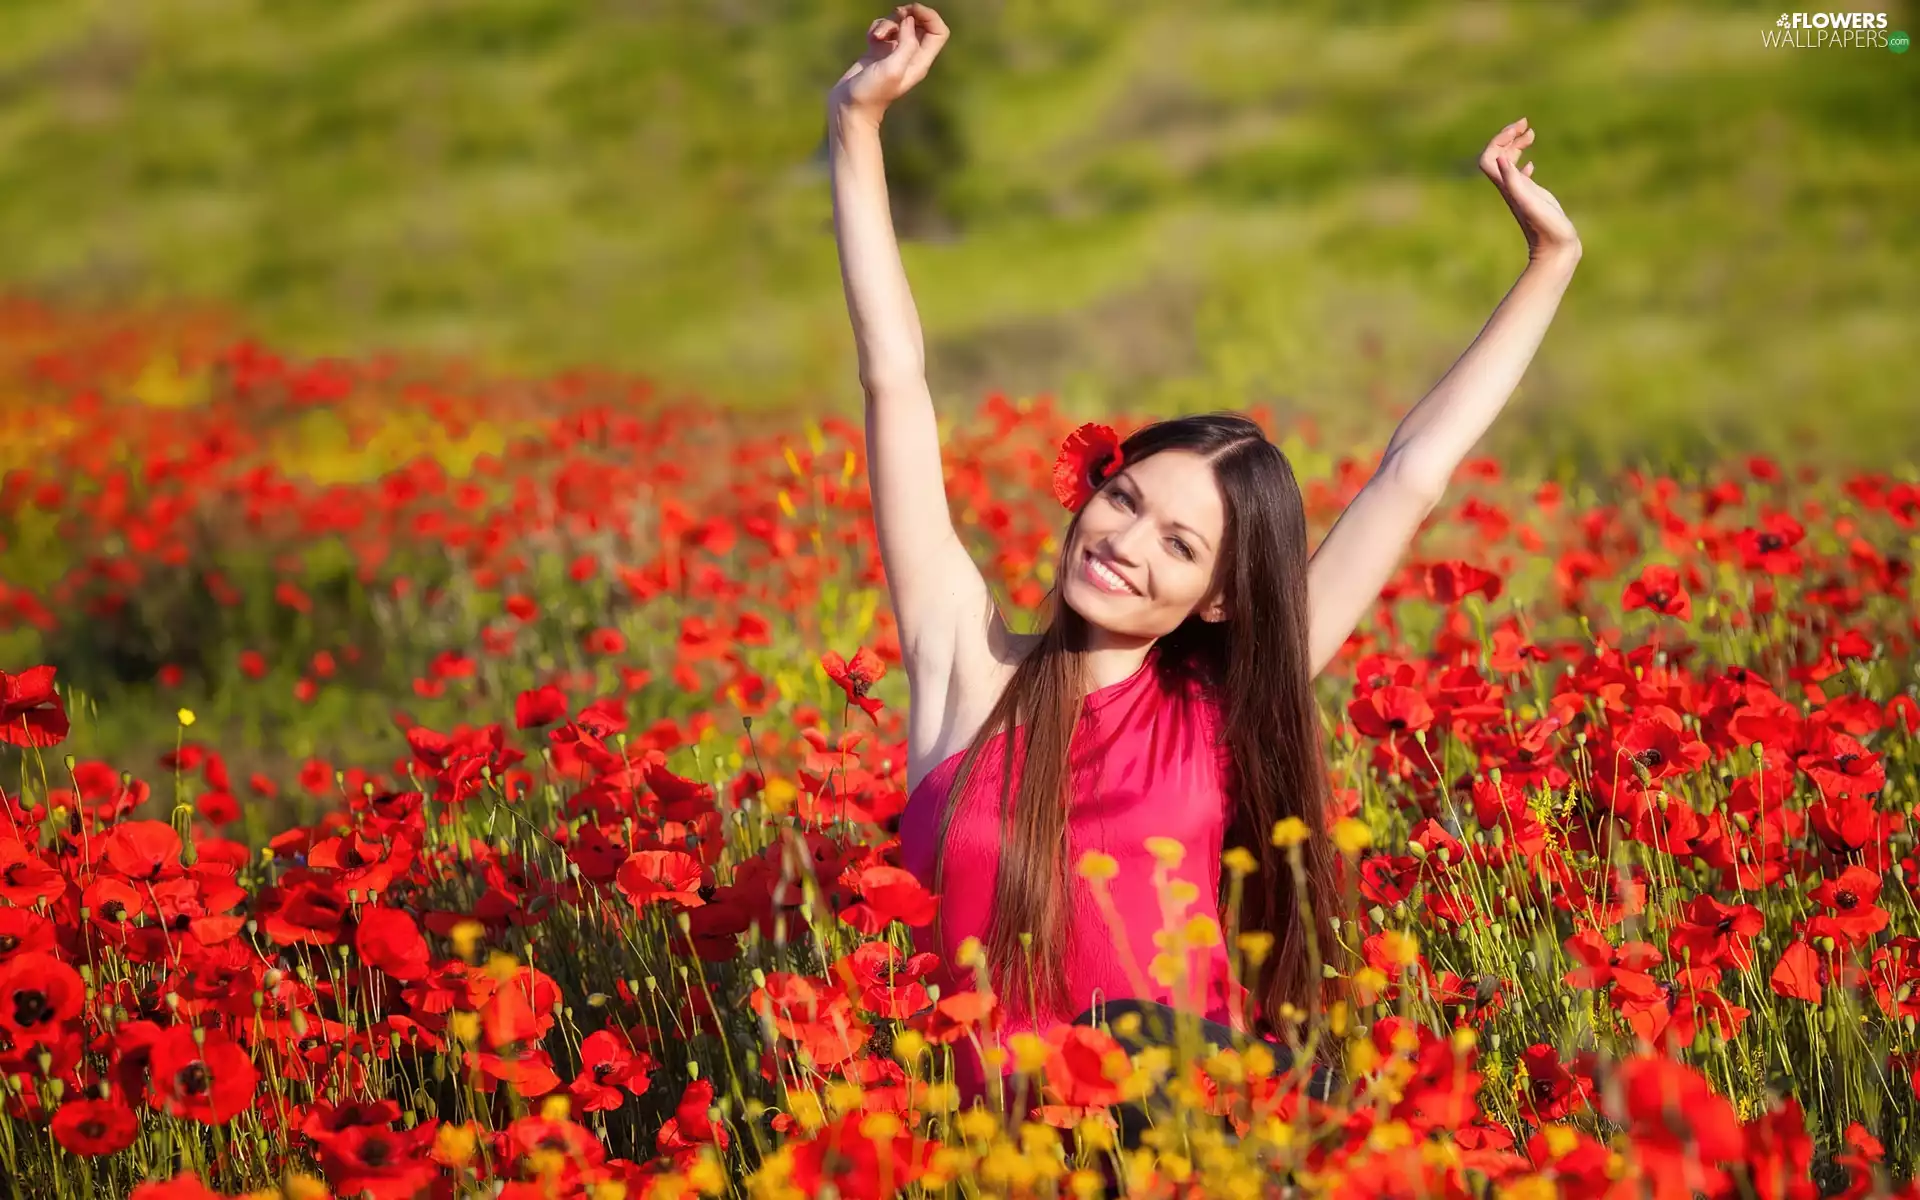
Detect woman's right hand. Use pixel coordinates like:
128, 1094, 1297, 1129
827, 4, 949, 125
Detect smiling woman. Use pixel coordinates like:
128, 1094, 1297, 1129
828, 1, 1581, 1119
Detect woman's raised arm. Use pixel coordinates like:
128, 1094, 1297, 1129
1304, 119, 1583, 676
828, 7, 999, 675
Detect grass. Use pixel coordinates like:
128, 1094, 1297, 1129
0, 0, 1914, 470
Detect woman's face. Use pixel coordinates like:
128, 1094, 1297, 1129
1060, 448, 1228, 641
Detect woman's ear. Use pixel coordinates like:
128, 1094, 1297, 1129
1200, 595, 1228, 623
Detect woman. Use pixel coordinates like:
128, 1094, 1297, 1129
826, 4, 1581, 1115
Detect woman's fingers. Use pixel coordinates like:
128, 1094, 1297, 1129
1482, 121, 1540, 187
887, 4, 950, 86
901, 3, 950, 38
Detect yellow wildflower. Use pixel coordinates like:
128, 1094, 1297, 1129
892, 1029, 928, 1066
859, 1111, 903, 1141
956, 1106, 1001, 1142
1380, 929, 1421, 969
284, 1176, 328, 1200
1332, 817, 1373, 856
435, 1123, 477, 1168
1270, 817, 1309, 847
1540, 1124, 1580, 1159
1145, 836, 1186, 868
1076, 850, 1118, 882
1182, 914, 1222, 949
1009, 1031, 1051, 1075
1237, 930, 1275, 966
824, 1080, 865, 1116
786, 1091, 827, 1132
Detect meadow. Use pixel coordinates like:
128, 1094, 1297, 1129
0, 0, 1914, 470
1, 298, 1918, 1198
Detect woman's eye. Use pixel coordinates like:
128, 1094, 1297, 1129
1108, 490, 1133, 510
1169, 538, 1193, 560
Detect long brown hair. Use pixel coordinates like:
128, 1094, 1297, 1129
929, 412, 1343, 1037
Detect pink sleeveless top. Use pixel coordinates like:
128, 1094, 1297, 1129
896, 647, 1246, 1108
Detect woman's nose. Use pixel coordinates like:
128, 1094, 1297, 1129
1103, 517, 1149, 564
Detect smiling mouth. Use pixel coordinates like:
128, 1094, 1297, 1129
1083, 550, 1141, 596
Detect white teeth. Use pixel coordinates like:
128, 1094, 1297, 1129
1089, 556, 1137, 594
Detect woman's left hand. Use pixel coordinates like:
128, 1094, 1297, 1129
1480, 118, 1580, 263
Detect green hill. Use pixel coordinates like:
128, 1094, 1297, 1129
1, 0, 1914, 470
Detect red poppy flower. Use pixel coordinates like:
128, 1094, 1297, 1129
148, 1026, 259, 1124
1042, 1023, 1130, 1109
1622, 564, 1692, 620
0, 839, 67, 906
837, 865, 939, 934
1735, 513, 1806, 574
1518, 1044, 1592, 1121
1667, 895, 1763, 970
1052, 422, 1124, 511
51, 1097, 141, 1155
300, 1097, 404, 1144
1424, 560, 1503, 605
102, 820, 184, 882
1808, 865, 1890, 945
787, 1110, 936, 1200
616, 849, 707, 910
912, 990, 999, 1045
0, 951, 84, 1044
513, 684, 569, 729
1347, 685, 1435, 738
567, 1029, 655, 1111
749, 972, 871, 1066
480, 966, 563, 1048
315, 1123, 441, 1200
1613, 1057, 1743, 1195
466, 1046, 561, 1096
656, 1078, 731, 1153
0, 907, 56, 965
0, 665, 68, 747
831, 941, 939, 1019
1561, 931, 1661, 999
129, 1173, 224, 1200
355, 906, 431, 981
1770, 940, 1825, 1004
821, 648, 887, 718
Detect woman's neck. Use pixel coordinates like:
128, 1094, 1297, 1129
1079, 628, 1157, 692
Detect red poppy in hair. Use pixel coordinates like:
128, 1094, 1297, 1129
1052, 423, 1124, 512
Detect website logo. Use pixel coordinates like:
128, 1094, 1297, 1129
1763, 12, 1899, 49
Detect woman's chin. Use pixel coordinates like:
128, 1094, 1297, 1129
1061, 581, 1098, 619
1063, 581, 1130, 628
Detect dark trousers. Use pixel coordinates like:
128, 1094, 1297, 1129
1068, 998, 1336, 1153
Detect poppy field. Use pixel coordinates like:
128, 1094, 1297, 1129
3, 296, 1920, 1199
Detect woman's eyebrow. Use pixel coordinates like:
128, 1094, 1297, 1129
1168, 519, 1212, 552
1119, 477, 1213, 552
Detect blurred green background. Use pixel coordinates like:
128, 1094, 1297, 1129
1, 0, 1914, 471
